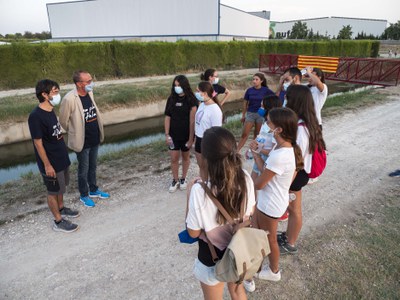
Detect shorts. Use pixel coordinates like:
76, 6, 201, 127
169, 140, 190, 152
46, 167, 69, 195
252, 153, 268, 175
193, 258, 220, 286
195, 136, 202, 153
245, 112, 264, 124
290, 169, 309, 192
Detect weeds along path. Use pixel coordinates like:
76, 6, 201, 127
1, 95, 400, 299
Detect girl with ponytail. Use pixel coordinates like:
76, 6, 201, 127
247, 107, 302, 289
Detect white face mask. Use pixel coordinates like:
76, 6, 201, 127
195, 92, 205, 102
283, 82, 291, 91
49, 94, 61, 106
85, 82, 94, 92
213, 77, 219, 84
174, 86, 183, 94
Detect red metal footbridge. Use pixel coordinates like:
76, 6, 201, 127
259, 54, 400, 86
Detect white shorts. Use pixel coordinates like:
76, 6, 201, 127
193, 258, 220, 286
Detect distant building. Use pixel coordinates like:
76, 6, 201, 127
273, 16, 387, 39
47, 0, 270, 42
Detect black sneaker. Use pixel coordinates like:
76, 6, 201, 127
279, 241, 298, 255
389, 169, 400, 177
60, 207, 80, 218
52, 219, 79, 233
277, 231, 287, 245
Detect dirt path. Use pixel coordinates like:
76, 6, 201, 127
1, 88, 399, 299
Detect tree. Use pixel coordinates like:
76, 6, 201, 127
381, 20, 400, 40
289, 21, 308, 39
337, 25, 353, 39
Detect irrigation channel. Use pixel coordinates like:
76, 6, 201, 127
0, 83, 373, 184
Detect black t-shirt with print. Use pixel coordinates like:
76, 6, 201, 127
213, 84, 226, 95
79, 94, 100, 149
164, 94, 197, 142
28, 106, 71, 174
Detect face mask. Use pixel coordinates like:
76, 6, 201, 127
84, 82, 94, 92
195, 92, 204, 102
49, 94, 61, 106
257, 107, 266, 117
174, 86, 183, 94
283, 99, 287, 108
283, 82, 291, 91
213, 77, 219, 85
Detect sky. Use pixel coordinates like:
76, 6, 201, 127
0, 0, 399, 35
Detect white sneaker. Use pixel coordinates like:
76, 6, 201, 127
307, 177, 319, 185
169, 179, 179, 193
243, 279, 255, 292
257, 266, 281, 281
179, 178, 187, 190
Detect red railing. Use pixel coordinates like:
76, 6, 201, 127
259, 54, 400, 86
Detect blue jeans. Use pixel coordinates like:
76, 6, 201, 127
76, 144, 99, 197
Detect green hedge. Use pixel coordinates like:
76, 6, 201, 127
0, 40, 380, 89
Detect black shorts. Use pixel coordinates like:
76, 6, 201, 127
290, 169, 309, 192
169, 140, 190, 152
195, 136, 202, 153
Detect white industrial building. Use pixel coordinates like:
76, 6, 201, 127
47, 0, 270, 42
272, 17, 387, 39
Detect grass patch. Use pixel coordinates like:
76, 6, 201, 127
299, 186, 400, 299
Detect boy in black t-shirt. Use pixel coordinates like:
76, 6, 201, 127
28, 79, 80, 233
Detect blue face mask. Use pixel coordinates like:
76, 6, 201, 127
174, 86, 183, 94
85, 82, 94, 93
258, 107, 266, 117
283, 99, 287, 108
195, 92, 204, 102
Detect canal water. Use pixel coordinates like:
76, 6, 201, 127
0, 82, 372, 184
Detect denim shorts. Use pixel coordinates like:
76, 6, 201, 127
193, 258, 220, 286
252, 153, 269, 175
245, 112, 264, 124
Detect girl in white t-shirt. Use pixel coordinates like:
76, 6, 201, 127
279, 85, 326, 254
186, 126, 255, 300
249, 108, 303, 286
194, 81, 223, 181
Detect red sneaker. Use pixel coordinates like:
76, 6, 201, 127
278, 210, 289, 222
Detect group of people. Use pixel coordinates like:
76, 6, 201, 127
29, 66, 329, 298
168, 67, 328, 299
28, 71, 110, 233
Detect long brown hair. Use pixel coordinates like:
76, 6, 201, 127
254, 72, 267, 87
285, 85, 326, 153
268, 108, 304, 171
201, 127, 248, 224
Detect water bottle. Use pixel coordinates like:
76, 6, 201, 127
167, 136, 174, 150
255, 135, 266, 153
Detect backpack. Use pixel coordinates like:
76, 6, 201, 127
299, 123, 327, 178
200, 183, 270, 284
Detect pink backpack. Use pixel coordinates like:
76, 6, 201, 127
299, 123, 327, 179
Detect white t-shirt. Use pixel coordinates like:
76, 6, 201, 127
310, 84, 328, 125
298, 120, 312, 174
186, 170, 256, 250
195, 103, 223, 138
257, 147, 295, 218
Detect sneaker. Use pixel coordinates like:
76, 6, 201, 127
389, 169, 400, 177
169, 179, 179, 193
52, 219, 79, 233
60, 207, 80, 218
243, 279, 255, 292
278, 210, 289, 222
89, 189, 110, 199
280, 241, 298, 255
179, 178, 188, 190
257, 266, 281, 281
80, 196, 95, 208
308, 177, 319, 185
277, 231, 287, 245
